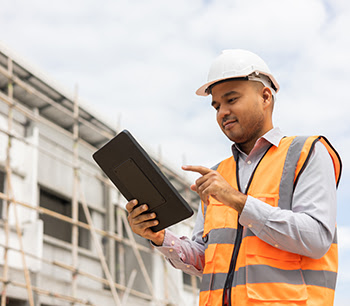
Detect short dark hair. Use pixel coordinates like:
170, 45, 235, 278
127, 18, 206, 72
205, 77, 249, 95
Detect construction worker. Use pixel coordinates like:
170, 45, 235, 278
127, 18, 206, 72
126, 49, 342, 305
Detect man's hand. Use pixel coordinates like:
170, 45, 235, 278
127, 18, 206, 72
125, 200, 165, 246
182, 165, 247, 214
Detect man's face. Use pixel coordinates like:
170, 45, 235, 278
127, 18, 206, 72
211, 80, 266, 148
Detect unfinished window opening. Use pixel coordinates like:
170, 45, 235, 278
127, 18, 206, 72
39, 188, 72, 243
39, 188, 91, 249
0, 297, 28, 306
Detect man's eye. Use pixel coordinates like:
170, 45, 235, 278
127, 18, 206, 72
212, 104, 220, 111
228, 98, 237, 103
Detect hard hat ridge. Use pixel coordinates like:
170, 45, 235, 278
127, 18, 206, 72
196, 49, 279, 97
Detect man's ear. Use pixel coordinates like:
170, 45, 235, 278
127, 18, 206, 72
262, 87, 273, 110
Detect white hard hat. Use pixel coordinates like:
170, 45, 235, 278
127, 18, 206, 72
196, 49, 280, 96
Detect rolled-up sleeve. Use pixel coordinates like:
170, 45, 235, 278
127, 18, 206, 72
239, 141, 337, 259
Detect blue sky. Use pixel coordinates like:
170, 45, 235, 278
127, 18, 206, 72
1, 0, 349, 304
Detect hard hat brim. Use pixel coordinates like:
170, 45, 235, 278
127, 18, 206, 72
195, 75, 245, 96
196, 73, 280, 96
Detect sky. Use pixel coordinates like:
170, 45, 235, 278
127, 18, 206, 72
1, 0, 349, 304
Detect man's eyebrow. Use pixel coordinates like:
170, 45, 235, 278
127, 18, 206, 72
222, 90, 239, 99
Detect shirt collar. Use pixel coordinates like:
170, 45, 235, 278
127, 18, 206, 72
231, 127, 284, 161
260, 127, 284, 147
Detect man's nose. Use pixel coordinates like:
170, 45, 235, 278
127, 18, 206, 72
218, 104, 230, 119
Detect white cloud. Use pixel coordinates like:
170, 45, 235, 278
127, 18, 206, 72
2, 0, 350, 179
1, 0, 349, 174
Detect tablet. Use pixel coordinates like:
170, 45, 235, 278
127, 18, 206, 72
92, 130, 194, 232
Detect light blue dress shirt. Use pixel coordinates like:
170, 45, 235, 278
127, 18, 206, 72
153, 128, 337, 276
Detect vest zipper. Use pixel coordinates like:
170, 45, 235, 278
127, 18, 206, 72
222, 144, 273, 306
222, 223, 243, 306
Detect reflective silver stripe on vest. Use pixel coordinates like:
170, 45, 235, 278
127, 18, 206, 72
278, 136, 309, 210
200, 267, 337, 292
246, 265, 305, 285
204, 228, 237, 250
200, 272, 227, 292
302, 269, 337, 290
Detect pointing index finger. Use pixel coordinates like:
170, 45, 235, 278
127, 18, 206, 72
182, 165, 212, 176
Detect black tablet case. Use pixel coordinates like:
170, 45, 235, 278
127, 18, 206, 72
92, 130, 193, 232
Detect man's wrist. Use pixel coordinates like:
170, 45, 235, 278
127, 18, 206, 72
150, 231, 165, 246
229, 192, 247, 214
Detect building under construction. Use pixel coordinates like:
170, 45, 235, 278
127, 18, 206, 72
0, 43, 200, 306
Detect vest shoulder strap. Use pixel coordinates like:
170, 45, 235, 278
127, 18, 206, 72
294, 136, 342, 190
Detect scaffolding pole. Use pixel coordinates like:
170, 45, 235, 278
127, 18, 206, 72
0, 277, 94, 305
121, 212, 154, 295
116, 205, 126, 287
0, 192, 152, 255
1, 58, 35, 306
77, 180, 122, 306
12, 188, 35, 306
0, 57, 13, 306
71, 84, 80, 305
0, 243, 155, 302
0, 125, 115, 193
0, 65, 114, 141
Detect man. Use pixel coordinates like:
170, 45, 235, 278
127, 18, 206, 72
126, 49, 342, 305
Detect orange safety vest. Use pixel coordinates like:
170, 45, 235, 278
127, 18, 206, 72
199, 136, 342, 306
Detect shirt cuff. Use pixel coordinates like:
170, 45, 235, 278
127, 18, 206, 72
150, 230, 184, 260
239, 195, 274, 234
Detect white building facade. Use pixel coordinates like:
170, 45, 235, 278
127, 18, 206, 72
0, 43, 200, 306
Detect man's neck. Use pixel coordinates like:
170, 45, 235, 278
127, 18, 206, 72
237, 126, 274, 155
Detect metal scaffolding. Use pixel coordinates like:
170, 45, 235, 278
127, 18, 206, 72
0, 43, 200, 305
